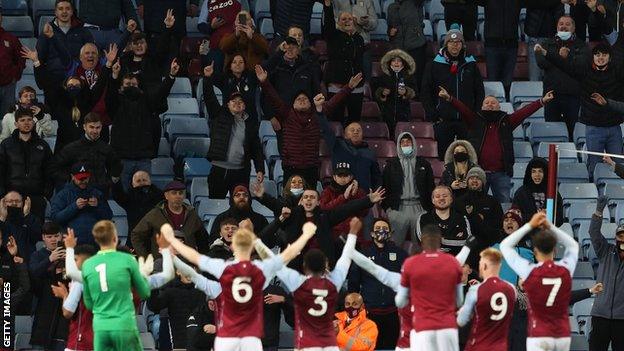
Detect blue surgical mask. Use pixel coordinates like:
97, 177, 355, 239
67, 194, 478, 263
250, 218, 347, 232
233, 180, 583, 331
290, 188, 304, 196
401, 146, 413, 155
557, 31, 572, 41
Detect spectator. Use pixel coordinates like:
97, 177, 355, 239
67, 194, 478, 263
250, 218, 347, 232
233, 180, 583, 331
262, 279, 294, 351
0, 235, 30, 315
49, 163, 113, 245
421, 24, 484, 159
0, 86, 55, 142
112, 171, 163, 243
219, 10, 269, 69
568, 0, 611, 41
512, 157, 564, 226
524, 1, 565, 81
323, 0, 365, 123
269, 25, 318, 63
0, 12, 25, 115
251, 174, 307, 217
208, 54, 260, 121
0, 108, 53, 221
107, 58, 178, 190
590, 0, 622, 38
438, 87, 554, 203
36, 1, 94, 84
185, 300, 217, 351
0, 192, 42, 262
588, 196, 624, 350
78, 0, 139, 50
137, 0, 199, 48
535, 42, 624, 176
320, 162, 368, 240
207, 218, 238, 259
492, 208, 534, 283
50, 112, 122, 193
203, 63, 265, 199
570, 282, 604, 305
442, 0, 477, 40
197, 0, 243, 73
374, 49, 418, 135
417, 185, 472, 255
257, 65, 357, 187
536, 15, 588, 139
28, 222, 69, 350
132, 181, 209, 258
381, 132, 435, 247
208, 184, 269, 238
441, 140, 479, 198
387, 0, 427, 86
272, 0, 316, 37
348, 219, 407, 349
334, 292, 378, 351
319, 109, 382, 192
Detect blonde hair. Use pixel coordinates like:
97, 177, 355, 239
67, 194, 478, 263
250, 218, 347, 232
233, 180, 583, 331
92, 220, 117, 246
480, 248, 503, 265
232, 228, 255, 252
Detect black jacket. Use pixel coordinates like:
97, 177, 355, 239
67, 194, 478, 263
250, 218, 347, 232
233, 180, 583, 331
512, 157, 564, 226
263, 281, 294, 347
118, 27, 173, 90
374, 69, 417, 125
421, 53, 484, 122
206, 238, 234, 260
112, 182, 163, 238
322, 3, 365, 85
523, 0, 564, 38
272, 0, 316, 36
263, 51, 321, 109
256, 192, 302, 217
137, 0, 198, 36
0, 130, 53, 197
78, 0, 139, 29
211, 70, 260, 122
0, 248, 31, 314
418, 209, 471, 256
106, 72, 173, 159
208, 204, 269, 239
466, 110, 516, 176
186, 301, 216, 351
381, 157, 435, 212
203, 77, 265, 172
536, 36, 588, 96
0, 214, 41, 262
441, 161, 478, 199
475, 0, 523, 45
50, 135, 122, 191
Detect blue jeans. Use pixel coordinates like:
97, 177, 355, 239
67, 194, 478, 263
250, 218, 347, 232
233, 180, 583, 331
87, 28, 123, 51
121, 159, 152, 191
585, 125, 623, 178
527, 37, 546, 81
486, 171, 512, 203
485, 46, 517, 91
0, 81, 16, 117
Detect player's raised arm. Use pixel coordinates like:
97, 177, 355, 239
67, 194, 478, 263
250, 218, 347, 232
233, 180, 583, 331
500, 212, 544, 280
350, 250, 401, 290
161, 223, 226, 278
457, 284, 478, 327
276, 266, 306, 293
549, 220, 580, 275
328, 218, 361, 288
455, 236, 479, 266
279, 222, 318, 263
148, 233, 176, 289
173, 256, 222, 299
254, 237, 275, 259
64, 229, 82, 283
130, 254, 152, 299
395, 263, 410, 308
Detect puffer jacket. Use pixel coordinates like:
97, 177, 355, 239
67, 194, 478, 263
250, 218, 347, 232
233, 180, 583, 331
512, 157, 564, 226
319, 181, 368, 239
441, 139, 479, 197
536, 36, 588, 96
475, 0, 522, 46
375, 49, 418, 124
523, 1, 564, 38
0, 130, 53, 197
335, 309, 378, 351
387, 0, 427, 50
322, 2, 365, 85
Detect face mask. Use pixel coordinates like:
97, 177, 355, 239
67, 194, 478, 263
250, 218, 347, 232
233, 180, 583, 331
453, 152, 469, 162
123, 86, 142, 100
481, 110, 502, 123
67, 86, 81, 99
135, 185, 151, 194
617, 240, 624, 252
557, 31, 572, 41
371, 229, 391, 243
401, 146, 413, 156
290, 188, 304, 196
6, 206, 23, 223
344, 306, 360, 319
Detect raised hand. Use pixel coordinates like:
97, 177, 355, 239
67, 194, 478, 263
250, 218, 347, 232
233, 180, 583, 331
242, 24, 254, 39
127, 19, 138, 33
255, 64, 268, 82
105, 43, 118, 65
20, 46, 39, 62
349, 217, 362, 234
603, 155, 616, 166
138, 255, 154, 278
344, 182, 354, 199
199, 40, 210, 55
313, 93, 325, 112
251, 181, 265, 198
170, 58, 180, 76
589, 282, 603, 294
6, 236, 18, 256
23, 196, 31, 216
203, 61, 214, 78
112, 60, 121, 79
156, 232, 170, 249
43, 23, 54, 38
541, 90, 555, 104
368, 187, 386, 203
160, 223, 176, 242
256, 172, 264, 184
591, 92, 607, 106
210, 16, 226, 29
88, 197, 98, 207
239, 218, 254, 231
348, 73, 363, 89
164, 9, 176, 29
51, 282, 69, 299
438, 86, 451, 102
65, 228, 77, 249
558, 46, 570, 59
49, 246, 65, 262
279, 207, 291, 222
534, 43, 547, 56
302, 222, 317, 237
596, 195, 609, 214
528, 212, 547, 229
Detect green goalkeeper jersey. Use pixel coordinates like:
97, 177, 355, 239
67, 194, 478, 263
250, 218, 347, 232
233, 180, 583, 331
82, 250, 151, 332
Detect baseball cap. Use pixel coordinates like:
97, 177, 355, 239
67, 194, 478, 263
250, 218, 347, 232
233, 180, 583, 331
226, 91, 244, 103
283, 36, 299, 46
71, 163, 91, 181
334, 162, 352, 176
163, 180, 186, 192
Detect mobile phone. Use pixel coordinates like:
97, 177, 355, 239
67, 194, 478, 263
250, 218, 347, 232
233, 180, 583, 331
238, 13, 247, 24
57, 240, 65, 249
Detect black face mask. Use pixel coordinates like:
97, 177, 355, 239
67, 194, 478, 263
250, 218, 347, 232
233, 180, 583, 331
453, 152, 469, 162
331, 180, 350, 193
134, 185, 151, 194
67, 86, 81, 99
7, 206, 23, 223
123, 86, 142, 100
481, 110, 502, 123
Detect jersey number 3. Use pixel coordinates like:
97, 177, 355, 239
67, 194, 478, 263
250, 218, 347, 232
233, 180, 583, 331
308, 289, 328, 316
542, 277, 562, 307
95, 263, 109, 292
232, 276, 253, 303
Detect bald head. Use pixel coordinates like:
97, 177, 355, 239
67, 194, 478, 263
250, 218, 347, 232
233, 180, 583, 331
344, 122, 363, 145
345, 293, 364, 307
132, 170, 151, 188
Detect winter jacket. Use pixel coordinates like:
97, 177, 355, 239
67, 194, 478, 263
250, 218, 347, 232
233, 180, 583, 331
0, 249, 30, 313
137, 0, 198, 36
49, 135, 122, 191
255, 191, 301, 217
197, 0, 241, 49
319, 181, 368, 239
418, 209, 472, 255
272, 0, 316, 36
0, 105, 55, 143
206, 238, 234, 260
348, 242, 407, 309
421, 51, 484, 123
318, 113, 382, 191
219, 31, 269, 69
262, 51, 321, 111
0, 130, 53, 197
589, 215, 624, 319
118, 28, 173, 90
208, 198, 269, 238
441, 139, 479, 198
261, 79, 349, 169
186, 302, 216, 351
210, 70, 260, 121
106, 71, 173, 160
381, 132, 435, 211
512, 157, 564, 226
263, 281, 295, 347
335, 309, 378, 351
111, 182, 163, 238
49, 182, 112, 245
0, 27, 25, 86
523, 0, 564, 38
132, 201, 210, 258
331, 0, 379, 44
387, 0, 427, 51
36, 18, 94, 84
536, 36, 588, 97
475, 0, 522, 46
375, 49, 418, 125
79, 0, 139, 29
0, 214, 42, 262
203, 77, 265, 172
323, 2, 365, 85
544, 49, 624, 127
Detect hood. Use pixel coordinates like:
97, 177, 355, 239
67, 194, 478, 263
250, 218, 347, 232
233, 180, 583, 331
396, 132, 417, 159
443, 139, 478, 164
523, 157, 548, 189
381, 49, 416, 76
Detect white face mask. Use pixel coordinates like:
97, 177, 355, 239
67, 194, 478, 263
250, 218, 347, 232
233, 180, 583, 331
401, 146, 413, 155
290, 188, 304, 196
557, 31, 572, 41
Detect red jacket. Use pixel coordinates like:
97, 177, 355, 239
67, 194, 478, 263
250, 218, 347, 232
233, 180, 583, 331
66, 300, 94, 350
319, 184, 368, 239
0, 28, 25, 86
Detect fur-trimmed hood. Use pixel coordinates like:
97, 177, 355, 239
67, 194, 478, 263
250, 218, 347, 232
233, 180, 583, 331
381, 49, 416, 76
443, 140, 478, 164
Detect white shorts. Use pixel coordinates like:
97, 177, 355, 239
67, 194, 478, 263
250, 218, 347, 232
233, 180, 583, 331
295, 347, 340, 351
396, 348, 411, 351
410, 328, 459, 351
526, 337, 571, 351
214, 336, 263, 351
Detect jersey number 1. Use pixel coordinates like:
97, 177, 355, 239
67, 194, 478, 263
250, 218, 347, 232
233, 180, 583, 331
542, 277, 562, 307
95, 263, 108, 292
308, 289, 328, 316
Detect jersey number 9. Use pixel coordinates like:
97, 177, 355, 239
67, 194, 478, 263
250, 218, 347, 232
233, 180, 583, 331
490, 292, 508, 321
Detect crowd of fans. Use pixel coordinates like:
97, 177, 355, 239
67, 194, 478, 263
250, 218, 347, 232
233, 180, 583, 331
0, 0, 623, 350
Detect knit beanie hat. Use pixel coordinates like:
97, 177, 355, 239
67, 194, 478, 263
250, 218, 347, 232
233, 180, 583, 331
466, 167, 486, 186
504, 208, 523, 226
444, 23, 465, 47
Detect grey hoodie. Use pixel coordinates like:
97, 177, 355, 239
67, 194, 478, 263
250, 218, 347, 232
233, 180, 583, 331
397, 132, 418, 201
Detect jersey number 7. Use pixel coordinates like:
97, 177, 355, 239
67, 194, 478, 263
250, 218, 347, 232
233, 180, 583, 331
542, 277, 562, 307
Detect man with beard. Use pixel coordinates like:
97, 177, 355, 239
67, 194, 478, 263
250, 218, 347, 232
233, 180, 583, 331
206, 218, 238, 260
512, 157, 564, 226
438, 87, 554, 203
208, 184, 269, 240
417, 185, 471, 256
0, 191, 42, 262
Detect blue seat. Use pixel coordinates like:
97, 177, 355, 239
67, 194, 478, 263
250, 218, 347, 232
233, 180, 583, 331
190, 177, 209, 205
151, 158, 174, 189
312, 2, 324, 18
44, 137, 56, 151
557, 163, 589, 184
567, 202, 609, 229
572, 278, 596, 291
594, 163, 624, 193
573, 261, 595, 280
264, 138, 280, 161
527, 122, 569, 146
513, 126, 525, 141
605, 183, 624, 204
577, 222, 615, 259
173, 137, 210, 158
310, 18, 322, 35
185, 17, 202, 37
536, 142, 578, 163
197, 198, 231, 221
2, 0, 28, 15
164, 98, 200, 117
569, 334, 589, 351
500, 102, 514, 114
483, 81, 506, 102
251, 201, 275, 220
435, 20, 447, 44
423, 19, 434, 42
569, 316, 580, 335
15, 315, 32, 334
183, 158, 212, 182
273, 159, 284, 184
371, 19, 389, 40
158, 138, 170, 157
254, 0, 271, 22
260, 18, 275, 40
429, 0, 445, 23
513, 162, 527, 178
615, 202, 624, 224
32, 0, 56, 19
166, 117, 209, 142
169, 78, 192, 98
259, 120, 276, 143
559, 183, 598, 206
513, 141, 533, 163
140, 332, 156, 350
510, 81, 543, 106
573, 123, 586, 148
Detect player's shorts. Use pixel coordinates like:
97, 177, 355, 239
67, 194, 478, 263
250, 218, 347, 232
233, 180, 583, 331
410, 328, 459, 351
214, 336, 263, 351
93, 330, 142, 351
295, 347, 340, 351
526, 336, 571, 351
396, 347, 411, 351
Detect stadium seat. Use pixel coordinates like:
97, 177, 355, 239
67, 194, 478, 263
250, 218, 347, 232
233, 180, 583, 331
136, 315, 148, 333
416, 139, 438, 159
197, 198, 231, 221
14, 333, 31, 350
513, 126, 525, 141
568, 202, 610, 228
435, 20, 447, 43
328, 121, 343, 137
410, 102, 426, 120
536, 142, 578, 163
594, 163, 624, 193
573, 298, 594, 321
264, 138, 280, 161
572, 279, 596, 291
319, 158, 333, 183
180, 37, 203, 59
32, 0, 56, 20
500, 102, 514, 114
44, 137, 56, 151
557, 163, 589, 184
166, 117, 209, 142
169, 78, 192, 98
190, 177, 209, 205
260, 18, 275, 40
513, 141, 533, 163
559, 183, 598, 207
164, 98, 200, 117
526, 122, 569, 145
513, 162, 527, 179
569, 334, 589, 351
15, 315, 32, 334
252, 201, 275, 220
273, 159, 284, 184
605, 183, 624, 204
185, 17, 202, 37
2, 0, 28, 15
370, 19, 389, 41
151, 157, 174, 189
361, 101, 382, 119
394, 121, 434, 140
158, 138, 170, 157
183, 158, 212, 182
254, 0, 271, 22
429, 0, 445, 24
569, 316, 580, 334
423, 19, 434, 42
509, 81, 543, 106
483, 81, 506, 102
614, 202, 624, 224
310, 17, 322, 35
361, 121, 389, 139
430, 158, 445, 179
573, 261, 595, 280
368, 139, 397, 158
259, 120, 277, 143
140, 332, 156, 350
319, 139, 330, 157
173, 137, 210, 158
312, 2, 324, 18
573, 123, 586, 148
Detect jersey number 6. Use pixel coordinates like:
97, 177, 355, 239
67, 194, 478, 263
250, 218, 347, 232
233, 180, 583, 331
308, 289, 329, 316
232, 276, 253, 303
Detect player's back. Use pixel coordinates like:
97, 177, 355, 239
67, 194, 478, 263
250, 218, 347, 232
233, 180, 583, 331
82, 251, 148, 332
401, 251, 462, 331
523, 260, 572, 337
292, 276, 339, 349
217, 260, 266, 338
466, 277, 516, 351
